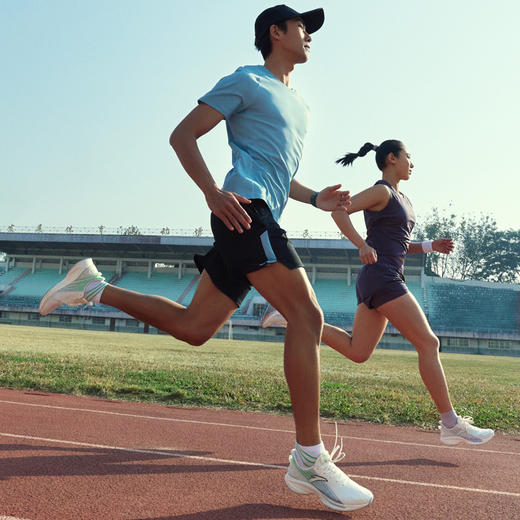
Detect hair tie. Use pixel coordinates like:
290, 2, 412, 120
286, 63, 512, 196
373, 145, 379, 151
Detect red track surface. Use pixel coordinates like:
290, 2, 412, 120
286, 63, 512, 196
0, 388, 518, 520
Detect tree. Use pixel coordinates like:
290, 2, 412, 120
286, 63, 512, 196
98, 225, 105, 235
194, 227, 203, 237
414, 209, 519, 282
479, 229, 520, 283
161, 227, 170, 235
65, 225, 73, 233
413, 208, 457, 277
455, 214, 497, 280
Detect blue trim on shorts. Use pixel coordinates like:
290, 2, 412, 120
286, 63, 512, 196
260, 230, 277, 264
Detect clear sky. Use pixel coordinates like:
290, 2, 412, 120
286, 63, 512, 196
1, 0, 519, 237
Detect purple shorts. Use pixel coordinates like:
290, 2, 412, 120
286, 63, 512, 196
356, 257, 408, 309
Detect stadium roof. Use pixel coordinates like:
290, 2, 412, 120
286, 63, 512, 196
0, 232, 425, 269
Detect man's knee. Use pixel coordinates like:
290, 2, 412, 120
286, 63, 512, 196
183, 332, 211, 347
286, 301, 323, 333
169, 322, 217, 347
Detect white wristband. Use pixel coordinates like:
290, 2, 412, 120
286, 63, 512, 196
421, 240, 433, 253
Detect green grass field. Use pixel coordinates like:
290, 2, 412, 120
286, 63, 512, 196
0, 324, 518, 432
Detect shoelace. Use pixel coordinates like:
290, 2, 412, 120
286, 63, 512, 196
316, 423, 349, 484
439, 415, 475, 431
459, 416, 476, 431
328, 422, 346, 464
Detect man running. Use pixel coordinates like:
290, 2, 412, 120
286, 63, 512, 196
40, 5, 373, 512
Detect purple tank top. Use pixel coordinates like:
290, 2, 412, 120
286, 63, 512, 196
363, 180, 416, 261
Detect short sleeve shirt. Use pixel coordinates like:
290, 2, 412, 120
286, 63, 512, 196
198, 65, 309, 222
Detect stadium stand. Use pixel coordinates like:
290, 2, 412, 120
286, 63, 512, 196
9, 269, 70, 297
426, 280, 519, 334
0, 232, 518, 355
406, 281, 425, 309
0, 267, 30, 289
115, 271, 193, 302
313, 279, 357, 313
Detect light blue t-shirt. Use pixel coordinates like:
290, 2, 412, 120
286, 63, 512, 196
198, 65, 309, 222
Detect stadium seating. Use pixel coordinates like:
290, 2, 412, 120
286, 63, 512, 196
8, 269, 71, 297
0, 267, 30, 288
311, 279, 356, 327
406, 281, 426, 310
314, 279, 357, 313
425, 281, 518, 333
0, 295, 41, 308
115, 272, 194, 303
1, 265, 517, 339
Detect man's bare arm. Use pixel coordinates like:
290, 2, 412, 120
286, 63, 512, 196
170, 103, 251, 233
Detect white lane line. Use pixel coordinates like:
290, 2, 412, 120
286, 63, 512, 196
0, 516, 31, 520
0, 399, 518, 456
0, 431, 284, 469
345, 475, 520, 498
1, 431, 519, 498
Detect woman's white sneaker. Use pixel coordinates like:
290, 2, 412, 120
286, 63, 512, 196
439, 416, 494, 446
261, 309, 287, 328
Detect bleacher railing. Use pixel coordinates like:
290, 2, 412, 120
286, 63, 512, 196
0, 225, 344, 240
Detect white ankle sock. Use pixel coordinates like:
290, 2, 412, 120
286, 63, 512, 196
294, 441, 324, 468
441, 410, 458, 429
84, 280, 107, 303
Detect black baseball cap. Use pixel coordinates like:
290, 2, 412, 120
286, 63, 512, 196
254, 4, 324, 46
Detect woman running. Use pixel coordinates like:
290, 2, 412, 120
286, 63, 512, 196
263, 139, 494, 446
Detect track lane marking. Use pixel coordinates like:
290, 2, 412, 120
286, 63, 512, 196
1, 399, 518, 456
0, 431, 519, 498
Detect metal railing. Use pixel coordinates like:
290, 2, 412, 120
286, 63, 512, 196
0, 224, 344, 240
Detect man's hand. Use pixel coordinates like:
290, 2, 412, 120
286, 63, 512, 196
316, 184, 351, 211
205, 188, 251, 233
433, 238, 454, 254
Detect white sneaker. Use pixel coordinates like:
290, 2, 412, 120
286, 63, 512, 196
39, 258, 106, 316
285, 428, 373, 512
439, 416, 494, 446
261, 309, 287, 328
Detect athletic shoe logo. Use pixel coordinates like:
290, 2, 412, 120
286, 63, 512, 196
309, 475, 328, 483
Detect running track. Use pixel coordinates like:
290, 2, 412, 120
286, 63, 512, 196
0, 388, 518, 520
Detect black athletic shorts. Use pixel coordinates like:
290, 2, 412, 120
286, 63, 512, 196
356, 256, 408, 309
194, 199, 303, 307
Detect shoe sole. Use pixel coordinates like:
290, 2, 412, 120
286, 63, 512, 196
261, 311, 287, 329
39, 258, 93, 316
440, 431, 494, 446
261, 311, 276, 329
285, 472, 373, 512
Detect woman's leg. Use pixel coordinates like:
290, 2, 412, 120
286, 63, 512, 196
376, 292, 453, 413
320, 304, 388, 363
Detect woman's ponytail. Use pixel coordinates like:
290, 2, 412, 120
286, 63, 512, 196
336, 139, 404, 171
335, 142, 378, 167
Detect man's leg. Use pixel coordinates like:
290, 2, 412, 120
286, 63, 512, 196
249, 262, 374, 511
247, 263, 323, 446
100, 270, 237, 346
